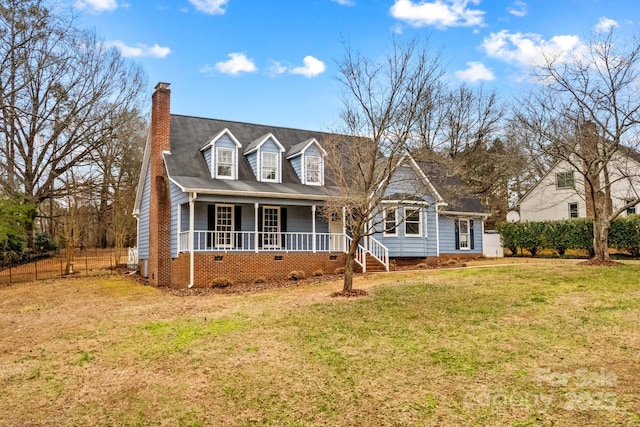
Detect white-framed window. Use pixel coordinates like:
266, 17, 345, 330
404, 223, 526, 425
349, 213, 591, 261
458, 219, 470, 250
261, 152, 279, 182
216, 147, 234, 179
215, 204, 234, 248
383, 208, 397, 236
262, 206, 280, 248
625, 199, 637, 216
404, 207, 421, 237
556, 171, 574, 189
305, 156, 322, 185
569, 202, 579, 218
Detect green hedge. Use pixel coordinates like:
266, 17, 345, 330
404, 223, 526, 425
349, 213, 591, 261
496, 216, 640, 257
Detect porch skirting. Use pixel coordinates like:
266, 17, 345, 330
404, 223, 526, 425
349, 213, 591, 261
171, 252, 348, 288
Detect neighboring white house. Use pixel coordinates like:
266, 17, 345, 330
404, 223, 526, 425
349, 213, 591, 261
519, 148, 640, 222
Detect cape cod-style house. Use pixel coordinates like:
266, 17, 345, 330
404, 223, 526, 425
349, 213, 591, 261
133, 83, 488, 287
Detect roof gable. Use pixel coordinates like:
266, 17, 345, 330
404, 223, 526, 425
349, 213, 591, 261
199, 128, 242, 151
286, 138, 327, 159
244, 133, 285, 155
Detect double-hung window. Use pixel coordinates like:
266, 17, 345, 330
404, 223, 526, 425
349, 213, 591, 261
262, 152, 278, 182
306, 156, 321, 185
216, 148, 233, 178
556, 172, 574, 189
384, 208, 397, 236
405, 207, 421, 236
215, 204, 233, 248
569, 202, 579, 218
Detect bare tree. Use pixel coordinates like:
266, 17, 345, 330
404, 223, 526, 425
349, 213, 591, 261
325, 37, 444, 292
0, 0, 146, 247
515, 29, 640, 261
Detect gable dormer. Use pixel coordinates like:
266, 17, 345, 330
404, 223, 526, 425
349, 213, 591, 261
244, 133, 285, 183
200, 128, 242, 180
286, 138, 327, 186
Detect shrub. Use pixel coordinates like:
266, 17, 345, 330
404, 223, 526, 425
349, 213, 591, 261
287, 270, 306, 280
416, 262, 427, 269
495, 222, 518, 255
334, 267, 346, 275
253, 276, 266, 284
610, 214, 640, 256
312, 269, 323, 277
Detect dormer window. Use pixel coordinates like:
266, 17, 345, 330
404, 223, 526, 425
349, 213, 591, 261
216, 147, 234, 178
201, 128, 242, 180
262, 152, 279, 182
305, 156, 322, 185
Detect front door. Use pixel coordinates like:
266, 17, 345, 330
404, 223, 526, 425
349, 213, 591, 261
216, 204, 234, 248
329, 213, 344, 252
262, 206, 280, 249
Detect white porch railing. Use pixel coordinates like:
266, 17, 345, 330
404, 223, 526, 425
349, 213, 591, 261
178, 230, 389, 272
345, 235, 367, 272
367, 236, 390, 272
179, 231, 347, 253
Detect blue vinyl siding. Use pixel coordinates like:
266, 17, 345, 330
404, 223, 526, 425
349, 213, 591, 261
374, 163, 438, 258
247, 152, 257, 177
438, 215, 483, 254
137, 163, 151, 260
290, 155, 302, 179
170, 183, 189, 258
202, 147, 212, 176
375, 205, 437, 257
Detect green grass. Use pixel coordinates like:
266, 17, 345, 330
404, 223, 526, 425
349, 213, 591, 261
0, 262, 638, 426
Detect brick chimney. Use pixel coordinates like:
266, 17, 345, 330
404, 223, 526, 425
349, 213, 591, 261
580, 121, 611, 218
148, 82, 172, 286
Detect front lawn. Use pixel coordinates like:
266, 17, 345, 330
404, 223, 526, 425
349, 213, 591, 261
0, 260, 638, 426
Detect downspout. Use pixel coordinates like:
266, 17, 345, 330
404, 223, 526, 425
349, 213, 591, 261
188, 192, 196, 288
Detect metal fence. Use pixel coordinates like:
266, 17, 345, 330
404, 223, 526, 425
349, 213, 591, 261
0, 251, 128, 285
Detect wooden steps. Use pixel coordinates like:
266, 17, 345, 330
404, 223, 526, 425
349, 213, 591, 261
365, 254, 387, 272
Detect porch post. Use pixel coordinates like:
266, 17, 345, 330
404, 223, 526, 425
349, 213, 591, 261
342, 206, 347, 253
312, 205, 316, 253
254, 202, 259, 254
189, 193, 196, 288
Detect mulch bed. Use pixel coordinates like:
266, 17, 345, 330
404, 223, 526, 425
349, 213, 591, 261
165, 273, 345, 296
329, 289, 369, 298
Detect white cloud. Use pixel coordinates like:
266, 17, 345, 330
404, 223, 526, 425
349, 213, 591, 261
210, 53, 257, 75
267, 60, 288, 76
454, 61, 495, 82
102, 41, 171, 58
290, 56, 326, 78
332, 0, 355, 5
389, 0, 485, 29
507, 0, 527, 17
189, 0, 228, 15
75, 0, 118, 13
481, 30, 581, 68
595, 17, 618, 33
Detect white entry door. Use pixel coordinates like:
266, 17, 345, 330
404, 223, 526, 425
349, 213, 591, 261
262, 206, 280, 249
329, 213, 344, 252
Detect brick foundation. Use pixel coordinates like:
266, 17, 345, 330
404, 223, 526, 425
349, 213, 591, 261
170, 252, 348, 288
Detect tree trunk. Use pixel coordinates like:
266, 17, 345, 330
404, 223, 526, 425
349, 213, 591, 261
342, 236, 361, 292
592, 215, 610, 261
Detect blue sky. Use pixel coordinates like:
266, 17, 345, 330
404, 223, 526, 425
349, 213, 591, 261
74, 0, 640, 131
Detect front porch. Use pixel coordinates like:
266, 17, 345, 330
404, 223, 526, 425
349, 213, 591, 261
173, 200, 389, 286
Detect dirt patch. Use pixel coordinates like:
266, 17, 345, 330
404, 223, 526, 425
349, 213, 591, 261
578, 258, 623, 266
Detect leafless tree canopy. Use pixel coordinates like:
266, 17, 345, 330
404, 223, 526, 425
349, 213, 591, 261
514, 29, 640, 261
0, 0, 146, 206
325, 37, 444, 291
